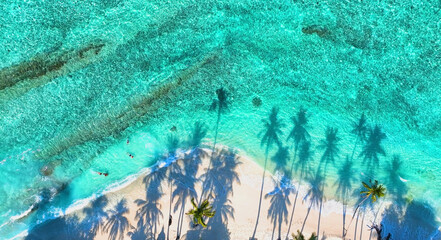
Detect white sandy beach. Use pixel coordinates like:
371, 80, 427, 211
25, 148, 379, 240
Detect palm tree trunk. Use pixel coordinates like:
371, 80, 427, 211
285, 179, 301, 240
344, 196, 368, 237
251, 143, 270, 239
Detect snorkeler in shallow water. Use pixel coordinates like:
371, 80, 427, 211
127, 152, 134, 158
127, 138, 130, 144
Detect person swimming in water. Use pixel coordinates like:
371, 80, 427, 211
97, 171, 109, 176
127, 152, 134, 158
127, 138, 130, 144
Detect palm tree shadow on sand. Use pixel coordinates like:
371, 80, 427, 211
185, 148, 241, 240
266, 177, 294, 240
251, 106, 284, 240
105, 199, 132, 240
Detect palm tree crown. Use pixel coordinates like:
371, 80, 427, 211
292, 230, 317, 240
186, 198, 216, 228
361, 180, 386, 203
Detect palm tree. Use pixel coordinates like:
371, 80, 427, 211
344, 180, 386, 237
104, 199, 132, 240
318, 127, 340, 171
350, 113, 368, 161
287, 107, 310, 174
186, 198, 216, 228
292, 230, 317, 240
251, 106, 284, 239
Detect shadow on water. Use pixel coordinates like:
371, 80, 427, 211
251, 106, 284, 240
360, 125, 386, 173
25, 196, 109, 240
266, 178, 294, 240
285, 107, 310, 239
272, 144, 290, 177
318, 127, 340, 171
385, 155, 408, 207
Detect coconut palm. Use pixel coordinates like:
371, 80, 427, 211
251, 106, 284, 240
104, 199, 132, 240
186, 198, 216, 228
350, 113, 368, 161
292, 230, 317, 240
344, 180, 386, 237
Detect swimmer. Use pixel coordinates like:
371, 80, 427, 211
127, 152, 134, 158
127, 138, 130, 144
96, 171, 109, 177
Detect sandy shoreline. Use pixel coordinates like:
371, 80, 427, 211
24, 147, 379, 240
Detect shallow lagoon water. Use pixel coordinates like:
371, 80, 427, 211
0, 0, 440, 238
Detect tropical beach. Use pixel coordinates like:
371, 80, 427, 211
1, 0, 441, 239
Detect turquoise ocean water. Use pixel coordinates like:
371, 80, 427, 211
0, 0, 440, 238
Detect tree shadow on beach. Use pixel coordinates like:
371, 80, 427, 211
301, 169, 325, 237
266, 177, 294, 240
334, 156, 356, 237
251, 106, 284, 240
286, 140, 315, 240
105, 199, 132, 240
190, 148, 241, 240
